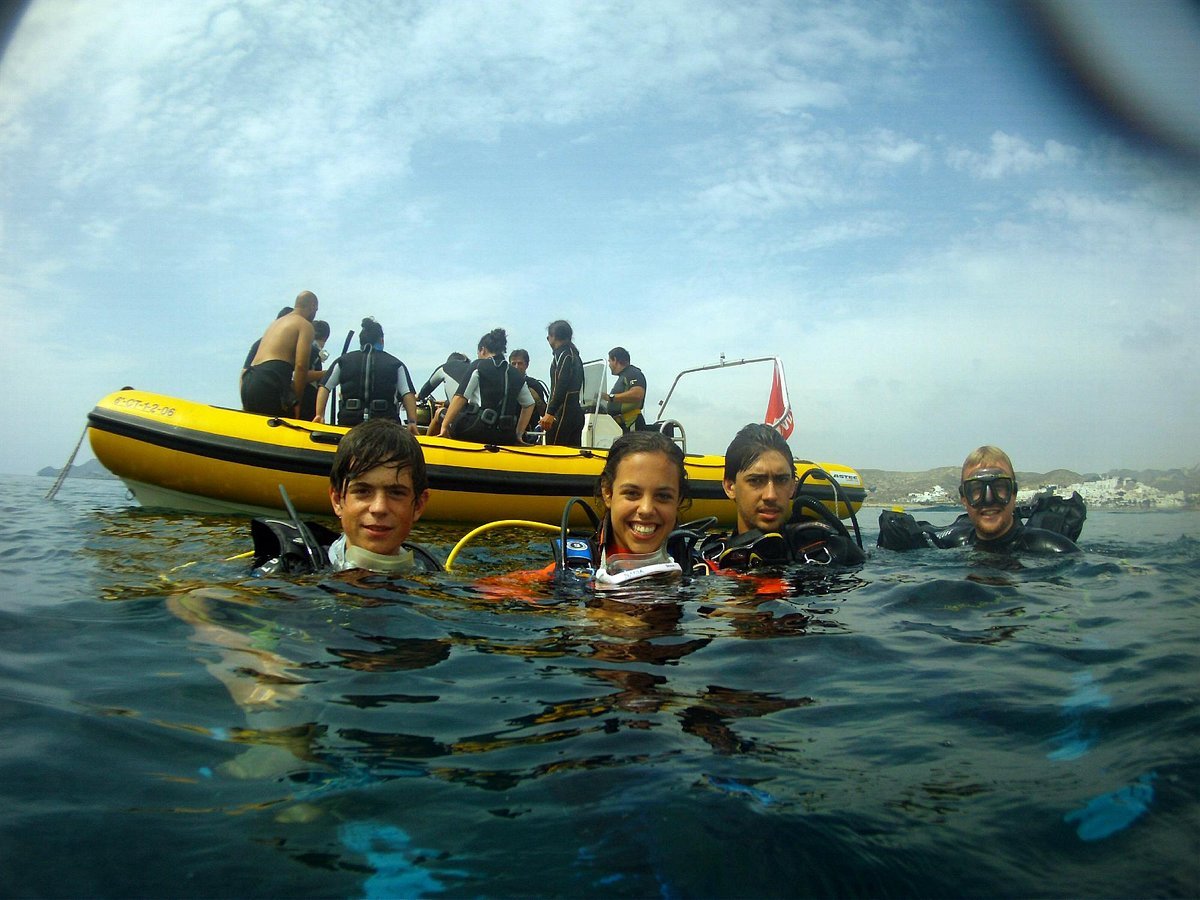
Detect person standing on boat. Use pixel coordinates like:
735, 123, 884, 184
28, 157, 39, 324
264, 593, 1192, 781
539, 319, 585, 446
417, 351, 471, 434
697, 424, 864, 571
313, 317, 419, 434
508, 348, 549, 423
240, 291, 319, 417
600, 346, 647, 431
438, 328, 537, 445
298, 319, 330, 421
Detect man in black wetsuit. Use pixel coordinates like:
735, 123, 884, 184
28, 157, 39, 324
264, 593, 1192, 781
508, 349, 548, 422
539, 319, 584, 446
946, 446, 1080, 553
600, 346, 647, 431
697, 423, 864, 571
313, 317, 419, 433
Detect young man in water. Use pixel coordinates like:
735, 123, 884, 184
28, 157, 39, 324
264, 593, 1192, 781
697, 423, 864, 570
952, 445, 1079, 553
250, 418, 437, 574
325, 417, 434, 572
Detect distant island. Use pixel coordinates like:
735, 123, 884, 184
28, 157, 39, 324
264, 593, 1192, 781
37, 459, 117, 481
39, 459, 1199, 509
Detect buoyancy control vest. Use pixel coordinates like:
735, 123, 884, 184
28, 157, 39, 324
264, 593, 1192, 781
876, 491, 1086, 552
336, 346, 403, 426
452, 358, 527, 444
250, 518, 441, 575
698, 521, 866, 571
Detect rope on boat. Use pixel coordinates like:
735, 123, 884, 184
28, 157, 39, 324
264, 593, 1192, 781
45, 423, 91, 501
264, 417, 735, 474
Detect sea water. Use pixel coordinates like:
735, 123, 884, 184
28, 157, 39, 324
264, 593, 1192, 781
0, 475, 1196, 898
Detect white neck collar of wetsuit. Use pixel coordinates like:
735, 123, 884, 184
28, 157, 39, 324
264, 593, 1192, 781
593, 546, 682, 590
330, 535, 416, 573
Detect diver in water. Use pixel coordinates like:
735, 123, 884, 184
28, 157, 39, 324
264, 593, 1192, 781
251, 418, 440, 574
498, 430, 701, 592
877, 445, 1082, 554
587, 430, 695, 589
696, 424, 865, 572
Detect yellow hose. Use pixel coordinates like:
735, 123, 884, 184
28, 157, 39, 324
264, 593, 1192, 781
444, 519, 560, 572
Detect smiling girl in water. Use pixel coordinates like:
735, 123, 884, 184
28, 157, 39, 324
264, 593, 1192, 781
588, 430, 693, 589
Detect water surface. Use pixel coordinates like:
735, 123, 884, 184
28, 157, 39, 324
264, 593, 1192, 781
1, 476, 1196, 897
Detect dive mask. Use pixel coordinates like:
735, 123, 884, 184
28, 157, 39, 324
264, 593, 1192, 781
959, 468, 1016, 509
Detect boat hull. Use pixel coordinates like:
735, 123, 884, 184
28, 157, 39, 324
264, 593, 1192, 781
87, 389, 866, 525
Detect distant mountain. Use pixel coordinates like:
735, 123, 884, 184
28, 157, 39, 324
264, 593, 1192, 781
859, 465, 1199, 507
37, 458, 117, 480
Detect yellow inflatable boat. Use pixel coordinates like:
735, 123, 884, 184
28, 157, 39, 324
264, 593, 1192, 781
87, 387, 866, 526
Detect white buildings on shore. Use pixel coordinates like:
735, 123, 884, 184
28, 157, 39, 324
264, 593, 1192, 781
898, 476, 1188, 509
1024, 477, 1187, 509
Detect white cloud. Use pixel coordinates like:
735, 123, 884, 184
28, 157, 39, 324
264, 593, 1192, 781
947, 130, 1080, 179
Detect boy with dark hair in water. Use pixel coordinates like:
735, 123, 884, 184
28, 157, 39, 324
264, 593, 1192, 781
325, 418, 432, 571
251, 418, 437, 574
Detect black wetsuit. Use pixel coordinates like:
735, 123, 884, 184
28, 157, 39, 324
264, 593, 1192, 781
241, 359, 295, 416
249, 518, 441, 575
606, 363, 647, 430
324, 346, 415, 427
449, 357, 531, 445
698, 522, 866, 572
877, 509, 1081, 554
417, 355, 472, 402
938, 521, 1080, 554
546, 341, 584, 446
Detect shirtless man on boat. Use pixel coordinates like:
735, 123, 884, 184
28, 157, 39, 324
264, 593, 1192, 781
241, 291, 319, 417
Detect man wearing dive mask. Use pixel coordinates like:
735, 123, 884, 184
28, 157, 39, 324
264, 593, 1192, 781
956, 446, 1079, 553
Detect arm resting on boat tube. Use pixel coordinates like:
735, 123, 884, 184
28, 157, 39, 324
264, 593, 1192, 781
401, 391, 420, 436
517, 399, 534, 441
313, 384, 331, 423
291, 323, 314, 413
438, 394, 467, 437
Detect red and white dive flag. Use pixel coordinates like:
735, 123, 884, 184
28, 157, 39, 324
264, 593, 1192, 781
764, 359, 794, 438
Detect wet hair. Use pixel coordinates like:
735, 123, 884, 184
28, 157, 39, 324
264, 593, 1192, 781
961, 445, 1014, 479
608, 346, 630, 366
478, 328, 507, 356
547, 319, 573, 342
595, 430, 691, 510
359, 317, 384, 348
509, 348, 530, 365
330, 418, 427, 498
723, 423, 794, 484
312, 320, 330, 341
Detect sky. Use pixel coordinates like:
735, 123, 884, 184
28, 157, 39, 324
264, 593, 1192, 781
1, 0, 1198, 477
